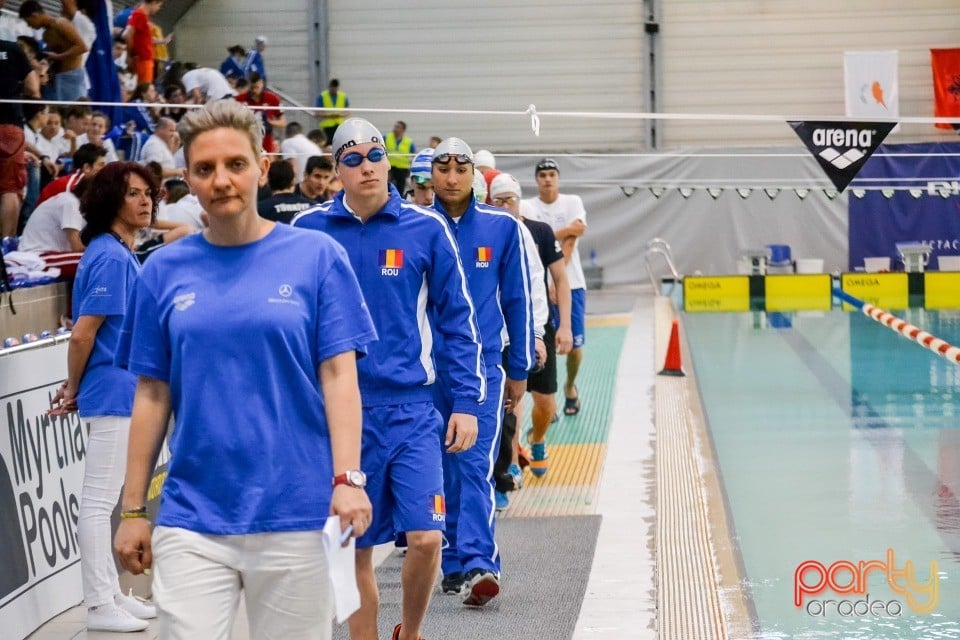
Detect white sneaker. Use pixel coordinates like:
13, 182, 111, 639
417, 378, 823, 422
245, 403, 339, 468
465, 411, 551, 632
87, 602, 150, 632
116, 589, 157, 619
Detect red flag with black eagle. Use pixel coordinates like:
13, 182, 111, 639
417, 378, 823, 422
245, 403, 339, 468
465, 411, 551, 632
931, 48, 960, 130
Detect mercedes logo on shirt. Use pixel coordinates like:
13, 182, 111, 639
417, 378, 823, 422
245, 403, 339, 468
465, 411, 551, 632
279, 284, 293, 297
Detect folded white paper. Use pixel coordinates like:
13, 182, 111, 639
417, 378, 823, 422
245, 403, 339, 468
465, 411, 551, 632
322, 515, 360, 623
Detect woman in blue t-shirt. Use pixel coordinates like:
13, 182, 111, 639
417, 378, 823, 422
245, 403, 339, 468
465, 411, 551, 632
49, 161, 161, 633
112, 100, 377, 640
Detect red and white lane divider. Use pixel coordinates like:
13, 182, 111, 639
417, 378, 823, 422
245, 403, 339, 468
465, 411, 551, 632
862, 302, 960, 364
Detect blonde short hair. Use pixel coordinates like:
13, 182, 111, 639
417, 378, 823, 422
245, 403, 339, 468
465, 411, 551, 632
177, 100, 264, 164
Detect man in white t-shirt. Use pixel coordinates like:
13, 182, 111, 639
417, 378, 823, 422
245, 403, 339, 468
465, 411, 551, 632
522, 158, 588, 417
36, 109, 72, 160
140, 117, 181, 177
19, 184, 87, 278
158, 180, 204, 231
280, 121, 322, 183
181, 67, 237, 104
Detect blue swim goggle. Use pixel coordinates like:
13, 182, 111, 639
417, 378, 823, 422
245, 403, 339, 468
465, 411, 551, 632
340, 147, 387, 168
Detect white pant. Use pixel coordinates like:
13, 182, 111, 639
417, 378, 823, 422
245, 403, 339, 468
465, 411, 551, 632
78, 415, 130, 608
152, 526, 332, 640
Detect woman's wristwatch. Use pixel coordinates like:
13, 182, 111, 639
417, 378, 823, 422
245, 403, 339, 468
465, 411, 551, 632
332, 469, 367, 489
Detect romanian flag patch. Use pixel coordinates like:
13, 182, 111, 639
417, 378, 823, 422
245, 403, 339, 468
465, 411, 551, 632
476, 246, 493, 262
432, 495, 446, 515
379, 249, 404, 268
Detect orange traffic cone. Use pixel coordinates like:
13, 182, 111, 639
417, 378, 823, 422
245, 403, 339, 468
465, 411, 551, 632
659, 319, 685, 376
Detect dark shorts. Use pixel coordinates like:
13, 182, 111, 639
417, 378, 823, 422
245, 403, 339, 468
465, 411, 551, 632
0, 125, 26, 196
527, 321, 558, 395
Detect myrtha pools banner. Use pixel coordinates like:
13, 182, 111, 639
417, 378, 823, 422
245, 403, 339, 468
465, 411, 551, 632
0, 341, 84, 640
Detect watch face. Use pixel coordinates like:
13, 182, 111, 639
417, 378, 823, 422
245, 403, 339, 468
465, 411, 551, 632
348, 470, 366, 487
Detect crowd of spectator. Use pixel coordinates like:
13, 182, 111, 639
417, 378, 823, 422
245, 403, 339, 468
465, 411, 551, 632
1, 1, 446, 296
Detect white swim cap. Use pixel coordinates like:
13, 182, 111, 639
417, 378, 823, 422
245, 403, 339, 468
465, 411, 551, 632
474, 149, 496, 169
490, 173, 522, 199
432, 137, 474, 164
331, 118, 385, 163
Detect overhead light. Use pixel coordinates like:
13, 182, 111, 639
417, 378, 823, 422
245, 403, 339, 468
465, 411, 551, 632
679, 187, 694, 199
764, 188, 780, 200
824, 189, 839, 200
650, 187, 665, 198
736, 187, 752, 199
851, 189, 866, 199
795, 188, 809, 200
881, 188, 895, 199
909, 188, 923, 199
707, 187, 723, 199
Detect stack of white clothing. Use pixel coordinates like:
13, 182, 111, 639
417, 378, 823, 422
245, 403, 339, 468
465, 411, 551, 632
3, 251, 62, 284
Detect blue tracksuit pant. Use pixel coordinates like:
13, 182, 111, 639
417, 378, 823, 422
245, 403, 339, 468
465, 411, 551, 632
434, 362, 505, 576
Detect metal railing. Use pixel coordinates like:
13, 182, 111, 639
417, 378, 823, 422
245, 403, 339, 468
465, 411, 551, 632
644, 237, 681, 295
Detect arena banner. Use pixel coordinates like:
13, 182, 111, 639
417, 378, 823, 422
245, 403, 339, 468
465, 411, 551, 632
0, 341, 83, 640
848, 141, 960, 271
788, 120, 896, 191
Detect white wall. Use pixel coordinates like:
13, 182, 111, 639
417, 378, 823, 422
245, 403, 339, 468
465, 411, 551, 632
172, 0, 311, 105
170, 0, 960, 152
326, 0, 646, 153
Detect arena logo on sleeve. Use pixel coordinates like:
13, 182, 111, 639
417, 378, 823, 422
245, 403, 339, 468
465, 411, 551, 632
788, 120, 896, 191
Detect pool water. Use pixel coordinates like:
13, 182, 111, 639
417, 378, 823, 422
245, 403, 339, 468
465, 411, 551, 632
684, 309, 960, 640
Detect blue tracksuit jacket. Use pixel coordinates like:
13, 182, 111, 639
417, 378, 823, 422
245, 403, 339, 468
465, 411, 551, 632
431, 198, 535, 380
292, 186, 485, 413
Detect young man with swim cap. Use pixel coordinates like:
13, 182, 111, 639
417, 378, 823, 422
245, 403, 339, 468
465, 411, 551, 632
293, 118, 484, 640
430, 137, 535, 606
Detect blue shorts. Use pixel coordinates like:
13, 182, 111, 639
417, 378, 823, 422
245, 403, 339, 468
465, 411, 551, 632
356, 402, 446, 549
553, 287, 586, 348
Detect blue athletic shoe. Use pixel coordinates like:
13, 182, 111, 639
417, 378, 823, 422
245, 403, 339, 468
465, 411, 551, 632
495, 491, 510, 511
530, 442, 548, 477
508, 463, 523, 489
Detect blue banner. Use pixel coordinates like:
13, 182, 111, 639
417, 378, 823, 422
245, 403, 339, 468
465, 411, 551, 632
848, 142, 960, 271
84, 0, 121, 124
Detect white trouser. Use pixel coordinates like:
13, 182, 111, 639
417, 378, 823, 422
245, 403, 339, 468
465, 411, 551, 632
152, 526, 332, 640
78, 415, 130, 608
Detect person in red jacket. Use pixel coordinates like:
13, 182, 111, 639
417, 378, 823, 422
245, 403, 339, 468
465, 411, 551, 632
237, 72, 284, 154
37, 144, 107, 207
123, 0, 164, 84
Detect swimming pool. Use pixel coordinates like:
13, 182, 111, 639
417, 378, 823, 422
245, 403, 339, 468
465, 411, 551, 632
683, 309, 960, 639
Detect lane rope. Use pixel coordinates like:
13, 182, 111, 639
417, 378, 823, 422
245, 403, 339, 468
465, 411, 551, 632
833, 288, 960, 365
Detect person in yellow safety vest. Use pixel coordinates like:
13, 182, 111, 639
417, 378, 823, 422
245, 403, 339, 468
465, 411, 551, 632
385, 120, 416, 194
315, 78, 349, 144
